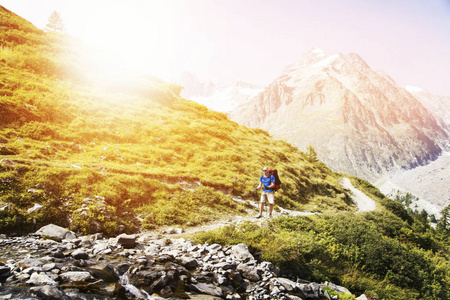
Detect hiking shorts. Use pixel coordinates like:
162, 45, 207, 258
260, 191, 274, 205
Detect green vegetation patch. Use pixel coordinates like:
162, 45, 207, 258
194, 208, 450, 300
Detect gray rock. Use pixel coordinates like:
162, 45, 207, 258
79, 237, 94, 248
180, 256, 198, 269
50, 249, 65, 258
271, 277, 297, 293
189, 282, 223, 297
215, 261, 234, 270
237, 263, 260, 282
72, 249, 89, 260
298, 282, 331, 300
150, 274, 171, 291
60, 271, 94, 283
0, 266, 10, 275
231, 243, 254, 262
35, 224, 76, 241
144, 244, 161, 255
42, 263, 56, 272
117, 234, 136, 248
17, 258, 43, 269
116, 263, 131, 275
258, 261, 280, 276
17, 273, 31, 281
321, 281, 352, 295
26, 272, 58, 286
87, 264, 119, 283
207, 243, 222, 254
30, 285, 68, 300
355, 295, 368, 300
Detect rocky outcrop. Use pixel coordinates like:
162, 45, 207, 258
0, 224, 361, 299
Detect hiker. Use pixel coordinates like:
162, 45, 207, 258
254, 167, 275, 218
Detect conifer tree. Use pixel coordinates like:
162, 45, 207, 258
437, 205, 450, 234
306, 144, 319, 163
46, 11, 64, 32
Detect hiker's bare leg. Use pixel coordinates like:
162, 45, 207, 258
269, 204, 273, 215
259, 201, 264, 215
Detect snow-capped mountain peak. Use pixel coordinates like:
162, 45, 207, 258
229, 50, 449, 183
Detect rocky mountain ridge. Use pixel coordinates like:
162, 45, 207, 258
179, 72, 263, 112
406, 86, 450, 129
228, 49, 450, 182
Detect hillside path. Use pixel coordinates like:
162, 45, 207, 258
169, 178, 376, 238
341, 177, 377, 212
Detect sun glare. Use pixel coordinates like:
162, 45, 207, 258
77, 2, 178, 83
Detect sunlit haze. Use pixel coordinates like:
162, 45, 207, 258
2, 0, 450, 96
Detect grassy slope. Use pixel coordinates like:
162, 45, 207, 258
0, 5, 353, 236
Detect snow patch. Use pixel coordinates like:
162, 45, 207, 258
311, 48, 326, 57
405, 85, 424, 93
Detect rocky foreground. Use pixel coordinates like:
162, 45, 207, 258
0, 224, 368, 300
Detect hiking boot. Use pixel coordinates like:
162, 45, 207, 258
256, 214, 262, 219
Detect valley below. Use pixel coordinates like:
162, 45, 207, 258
376, 151, 450, 218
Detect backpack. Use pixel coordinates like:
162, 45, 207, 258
269, 169, 282, 191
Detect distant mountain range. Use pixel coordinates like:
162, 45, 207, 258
227, 48, 450, 183
178, 72, 262, 112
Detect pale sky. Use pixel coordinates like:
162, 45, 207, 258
1, 0, 450, 96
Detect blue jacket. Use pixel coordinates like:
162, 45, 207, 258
260, 174, 275, 192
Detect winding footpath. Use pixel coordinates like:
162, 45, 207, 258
341, 178, 377, 212
181, 178, 376, 237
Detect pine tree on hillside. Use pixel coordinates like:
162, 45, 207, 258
306, 145, 319, 163
437, 205, 450, 234
46, 11, 64, 32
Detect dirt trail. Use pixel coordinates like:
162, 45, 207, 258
170, 179, 376, 237
341, 177, 377, 212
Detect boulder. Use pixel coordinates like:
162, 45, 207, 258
42, 263, 56, 272
236, 263, 260, 282
87, 265, 119, 283
116, 263, 131, 275
79, 236, 94, 248
0, 266, 11, 280
231, 243, 254, 262
189, 282, 223, 297
72, 249, 89, 260
35, 224, 76, 241
0, 266, 10, 275
321, 281, 352, 295
26, 272, 58, 286
271, 277, 297, 293
30, 286, 68, 300
298, 282, 332, 300
17, 258, 44, 269
206, 243, 222, 254
259, 261, 280, 276
117, 234, 136, 249
179, 256, 198, 269
60, 271, 94, 283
